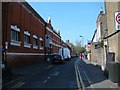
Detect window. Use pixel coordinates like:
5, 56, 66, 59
40, 41, 43, 49
24, 35, 30, 44
10, 25, 21, 46
11, 30, 19, 41
24, 31, 31, 48
39, 38, 43, 49
33, 35, 38, 49
33, 38, 37, 46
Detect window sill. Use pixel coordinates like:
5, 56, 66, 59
10, 40, 21, 46
39, 47, 43, 50
24, 43, 31, 48
33, 45, 38, 49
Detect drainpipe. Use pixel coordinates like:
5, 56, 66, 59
4, 2, 9, 67
0, 2, 2, 55
44, 22, 47, 61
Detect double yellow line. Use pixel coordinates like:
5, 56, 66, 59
74, 59, 85, 90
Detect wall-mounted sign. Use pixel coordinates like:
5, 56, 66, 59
115, 12, 120, 30
45, 34, 51, 47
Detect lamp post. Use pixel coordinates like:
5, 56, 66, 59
80, 35, 90, 46
80, 35, 84, 47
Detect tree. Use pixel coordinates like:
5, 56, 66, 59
73, 40, 86, 54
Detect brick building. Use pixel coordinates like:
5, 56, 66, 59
104, 1, 120, 83
2, 2, 62, 68
91, 7, 107, 69
104, 1, 120, 64
66, 40, 71, 48
45, 16, 62, 60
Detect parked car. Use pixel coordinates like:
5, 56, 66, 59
71, 53, 78, 58
51, 54, 65, 64
58, 48, 71, 61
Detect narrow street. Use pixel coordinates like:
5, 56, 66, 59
1, 1, 120, 90
3, 57, 78, 89
3, 57, 119, 89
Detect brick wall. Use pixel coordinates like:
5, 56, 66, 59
91, 44, 97, 65
118, 2, 120, 63
91, 43, 104, 67
91, 9, 107, 68
105, 2, 120, 63
3, 2, 46, 53
2, 2, 62, 68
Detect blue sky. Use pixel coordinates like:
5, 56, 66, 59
27, 2, 105, 45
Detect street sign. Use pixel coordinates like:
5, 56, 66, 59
115, 12, 120, 30
45, 34, 51, 47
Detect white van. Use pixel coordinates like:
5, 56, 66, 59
58, 48, 71, 60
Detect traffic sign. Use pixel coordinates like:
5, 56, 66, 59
116, 13, 120, 24
115, 12, 120, 30
45, 34, 51, 47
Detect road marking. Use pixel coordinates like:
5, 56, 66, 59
11, 82, 21, 88
3, 64, 54, 88
75, 59, 85, 90
11, 82, 25, 88
16, 82, 25, 88
76, 58, 99, 90
48, 76, 50, 79
53, 71, 60, 76
77, 66, 85, 90
3, 65, 46, 88
44, 80, 47, 83
3, 76, 25, 88
74, 62, 81, 89
45, 65, 53, 69
79, 59, 94, 89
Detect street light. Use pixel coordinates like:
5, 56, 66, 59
80, 35, 84, 47
80, 36, 90, 46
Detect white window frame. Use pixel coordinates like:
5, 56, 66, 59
10, 25, 21, 46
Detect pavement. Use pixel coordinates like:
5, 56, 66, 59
79, 58, 120, 89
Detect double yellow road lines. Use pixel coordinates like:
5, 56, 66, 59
75, 58, 94, 90
74, 59, 85, 90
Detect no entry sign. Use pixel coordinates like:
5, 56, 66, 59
115, 12, 120, 30
116, 13, 120, 24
